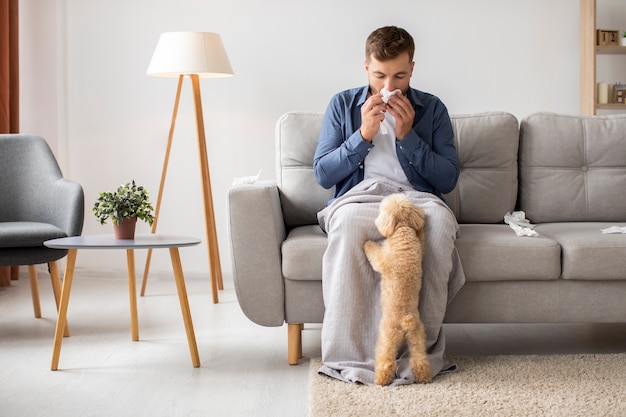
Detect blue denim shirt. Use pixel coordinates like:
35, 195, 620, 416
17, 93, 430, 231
313, 86, 459, 204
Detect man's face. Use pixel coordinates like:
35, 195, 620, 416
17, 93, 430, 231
365, 52, 414, 96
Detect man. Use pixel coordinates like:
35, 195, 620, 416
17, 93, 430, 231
313, 26, 465, 386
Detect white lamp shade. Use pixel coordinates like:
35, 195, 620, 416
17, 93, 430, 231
147, 32, 234, 78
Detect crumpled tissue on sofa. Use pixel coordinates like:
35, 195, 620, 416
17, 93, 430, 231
504, 211, 538, 237
601, 225, 626, 234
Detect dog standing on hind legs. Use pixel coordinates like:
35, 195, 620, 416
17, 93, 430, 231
363, 193, 431, 385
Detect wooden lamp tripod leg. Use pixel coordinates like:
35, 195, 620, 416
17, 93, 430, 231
141, 75, 184, 297
190, 74, 223, 304
141, 74, 224, 303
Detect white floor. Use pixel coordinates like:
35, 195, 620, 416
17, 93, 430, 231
1, 268, 625, 417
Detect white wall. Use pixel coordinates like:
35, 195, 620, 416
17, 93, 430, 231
19, 0, 626, 278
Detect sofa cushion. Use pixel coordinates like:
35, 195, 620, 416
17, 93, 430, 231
455, 224, 561, 282
283, 223, 564, 283
444, 112, 520, 223
282, 225, 327, 281
276, 111, 521, 228
276, 112, 334, 228
534, 222, 626, 280
519, 112, 626, 223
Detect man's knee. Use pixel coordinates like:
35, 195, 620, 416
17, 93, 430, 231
329, 203, 374, 231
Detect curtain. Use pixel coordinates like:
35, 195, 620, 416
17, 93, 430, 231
0, 0, 18, 286
0, 0, 19, 134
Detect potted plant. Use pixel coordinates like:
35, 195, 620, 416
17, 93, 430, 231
90, 180, 155, 239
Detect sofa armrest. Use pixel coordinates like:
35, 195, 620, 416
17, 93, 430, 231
228, 183, 287, 326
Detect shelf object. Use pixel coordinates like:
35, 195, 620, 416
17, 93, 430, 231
580, 0, 626, 115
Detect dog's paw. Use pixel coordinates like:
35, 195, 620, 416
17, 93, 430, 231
412, 361, 432, 384
375, 372, 394, 386
375, 361, 396, 386
363, 241, 380, 268
363, 240, 377, 255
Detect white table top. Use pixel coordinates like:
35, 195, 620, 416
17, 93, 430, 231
44, 234, 201, 250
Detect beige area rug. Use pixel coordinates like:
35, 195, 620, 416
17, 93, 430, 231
309, 354, 626, 417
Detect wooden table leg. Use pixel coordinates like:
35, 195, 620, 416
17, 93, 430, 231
49, 261, 70, 337
126, 249, 139, 341
169, 247, 200, 367
51, 249, 78, 371
140, 248, 153, 297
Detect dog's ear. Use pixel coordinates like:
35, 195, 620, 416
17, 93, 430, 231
390, 194, 425, 232
377, 194, 427, 235
378, 194, 414, 236
376, 207, 397, 236
408, 205, 426, 231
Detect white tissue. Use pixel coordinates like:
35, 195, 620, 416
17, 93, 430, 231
601, 226, 626, 234
381, 88, 402, 104
379, 89, 401, 135
232, 169, 261, 186
380, 123, 389, 135
504, 211, 538, 237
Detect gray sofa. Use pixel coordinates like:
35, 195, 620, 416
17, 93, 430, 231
228, 111, 626, 365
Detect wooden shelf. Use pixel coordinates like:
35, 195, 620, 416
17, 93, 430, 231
596, 46, 626, 54
597, 103, 626, 109
580, 0, 626, 114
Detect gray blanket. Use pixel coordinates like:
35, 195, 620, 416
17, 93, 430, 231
317, 178, 465, 386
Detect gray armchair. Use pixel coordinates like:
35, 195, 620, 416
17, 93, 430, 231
0, 134, 84, 324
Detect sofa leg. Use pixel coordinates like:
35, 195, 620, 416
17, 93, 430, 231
288, 323, 303, 365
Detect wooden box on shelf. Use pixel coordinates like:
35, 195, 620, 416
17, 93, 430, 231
614, 84, 626, 104
596, 29, 620, 46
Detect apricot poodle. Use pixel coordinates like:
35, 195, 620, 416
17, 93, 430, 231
363, 193, 430, 385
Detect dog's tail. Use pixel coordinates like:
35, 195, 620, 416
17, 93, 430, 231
401, 315, 417, 332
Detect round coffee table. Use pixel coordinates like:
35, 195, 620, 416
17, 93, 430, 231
44, 234, 201, 370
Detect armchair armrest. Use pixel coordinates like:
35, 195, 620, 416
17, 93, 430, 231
48, 178, 85, 237
228, 183, 287, 326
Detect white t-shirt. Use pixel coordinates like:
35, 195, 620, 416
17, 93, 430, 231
363, 111, 412, 188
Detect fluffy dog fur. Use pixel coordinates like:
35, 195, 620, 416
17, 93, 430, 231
363, 193, 431, 385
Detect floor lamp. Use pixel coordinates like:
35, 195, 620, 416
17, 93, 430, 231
145, 32, 234, 303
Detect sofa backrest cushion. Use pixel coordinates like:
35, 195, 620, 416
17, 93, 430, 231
519, 112, 626, 223
276, 111, 520, 228
276, 112, 333, 227
444, 112, 519, 223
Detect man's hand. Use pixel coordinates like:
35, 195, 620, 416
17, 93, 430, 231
386, 93, 414, 140
360, 94, 386, 142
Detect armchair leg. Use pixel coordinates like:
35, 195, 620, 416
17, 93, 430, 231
0, 266, 10, 286
28, 265, 42, 318
288, 323, 303, 365
26, 264, 70, 336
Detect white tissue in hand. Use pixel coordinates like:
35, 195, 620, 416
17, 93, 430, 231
379, 89, 401, 135
381, 88, 402, 104
504, 211, 538, 237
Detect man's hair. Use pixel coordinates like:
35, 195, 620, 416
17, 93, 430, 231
365, 26, 415, 62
